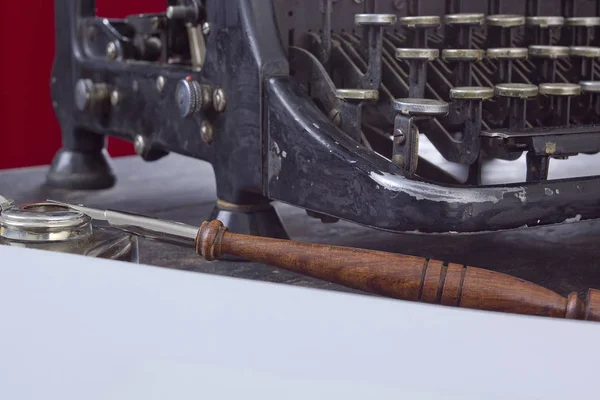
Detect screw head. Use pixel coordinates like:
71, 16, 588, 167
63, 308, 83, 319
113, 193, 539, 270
134, 135, 146, 156
213, 88, 227, 112
156, 76, 165, 93
200, 121, 214, 144
106, 41, 118, 60
202, 22, 211, 35
110, 90, 120, 107
394, 128, 405, 144
328, 108, 341, 126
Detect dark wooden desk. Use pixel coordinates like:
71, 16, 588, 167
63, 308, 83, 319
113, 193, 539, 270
2, 154, 600, 297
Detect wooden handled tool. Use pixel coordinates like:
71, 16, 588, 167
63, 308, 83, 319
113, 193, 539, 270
197, 220, 600, 322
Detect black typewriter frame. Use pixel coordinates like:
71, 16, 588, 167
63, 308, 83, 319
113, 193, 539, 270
48, 0, 600, 236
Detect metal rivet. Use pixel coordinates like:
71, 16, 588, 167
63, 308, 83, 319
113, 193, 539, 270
202, 22, 211, 35
200, 121, 214, 144
134, 135, 146, 156
106, 41, 118, 60
156, 76, 165, 93
213, 88, 227, 112
393, 0, 406, 10
151, 16, 160, 30
110, 90, 120, 107
392, 154, 405, 168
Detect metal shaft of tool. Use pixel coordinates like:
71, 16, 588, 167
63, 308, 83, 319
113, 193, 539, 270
46, 201, 198, 248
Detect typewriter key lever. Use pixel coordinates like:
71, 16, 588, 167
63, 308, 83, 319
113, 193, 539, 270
392, 98, 449, 176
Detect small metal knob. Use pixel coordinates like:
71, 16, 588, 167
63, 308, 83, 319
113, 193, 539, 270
166, 5, 198, 23
176, 79, 203, 118
74, 79, 110, 112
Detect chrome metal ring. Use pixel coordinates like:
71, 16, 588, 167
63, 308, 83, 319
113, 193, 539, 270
393, 98, 449, 116
0, 203, 93, 242
445, 13, 485, 26
335, 89, 379, 101
398, 15, 441, 28
580, 81, 600, 93
529, 45, 570, 59
565, 17, 600, 27
355, 14, 397, 26
538, 83, 581, 96
395, 48, 439, 61
486, 47, 529, 60
495, 83, 539, 98
450, 87, 495, 100
486, 14, 525, 27
526, 16, 565, 27
442, 49, 484, 62
569, 46, 600, 58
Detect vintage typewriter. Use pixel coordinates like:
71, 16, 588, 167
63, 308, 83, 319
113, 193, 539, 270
47, 0, 600, 239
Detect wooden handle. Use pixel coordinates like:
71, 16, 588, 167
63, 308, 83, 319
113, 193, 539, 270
196, 220, 600, 322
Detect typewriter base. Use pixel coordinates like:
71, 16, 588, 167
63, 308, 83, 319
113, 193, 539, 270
46, 148, 115, 190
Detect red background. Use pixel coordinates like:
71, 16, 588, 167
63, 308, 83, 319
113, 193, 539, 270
0, 0, 166, 170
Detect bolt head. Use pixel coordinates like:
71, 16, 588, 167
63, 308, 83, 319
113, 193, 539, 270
110, 90, 120, 107
213, 88, 227, 112
200, 121, 213, 144
134, 135, 146, 155
106, 41, 118, 60
156, 76, 165, 93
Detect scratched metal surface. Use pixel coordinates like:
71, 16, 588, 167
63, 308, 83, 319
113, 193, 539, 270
2, 140, 600, 297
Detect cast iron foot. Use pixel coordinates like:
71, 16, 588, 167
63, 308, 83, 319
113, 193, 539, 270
46, 149, 116, 190
209, 199, 289, 261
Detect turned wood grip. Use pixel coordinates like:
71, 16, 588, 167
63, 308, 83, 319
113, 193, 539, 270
196, 220, 600, 322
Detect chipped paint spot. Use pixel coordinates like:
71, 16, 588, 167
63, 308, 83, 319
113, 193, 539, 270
545, 142, 557, 155
514, 192, 526, 203
544, 188, 553, 196
268, 141, 282, 182
564, 214, 582, 223
369, 171, 526, 204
